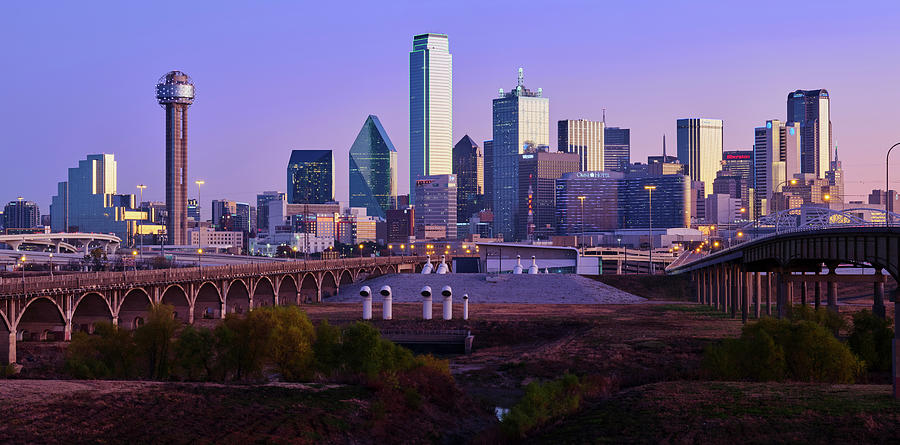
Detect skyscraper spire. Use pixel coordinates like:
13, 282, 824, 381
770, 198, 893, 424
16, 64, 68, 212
662, 134, 667, 158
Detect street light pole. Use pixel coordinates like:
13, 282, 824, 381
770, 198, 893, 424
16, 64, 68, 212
644, 185, 656, 275
885, 142, 900, 226
577, 196, 586, 254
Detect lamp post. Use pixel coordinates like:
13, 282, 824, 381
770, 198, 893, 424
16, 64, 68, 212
644, 185, 656, 274
48, 253, 53, 278
577, 196, 586, 254
195, 180, 205, 224
196, 248, 203, 269
617, 237, 626, 275
132, 250, 138, 271
136, 184, 147, 262
19, 255, 26, 288
885, 142, 900, 226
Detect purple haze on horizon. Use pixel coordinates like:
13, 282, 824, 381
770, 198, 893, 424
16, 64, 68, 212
2, 1, 900, 219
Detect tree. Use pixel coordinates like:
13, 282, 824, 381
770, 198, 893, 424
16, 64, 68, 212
133, 304, 180, 379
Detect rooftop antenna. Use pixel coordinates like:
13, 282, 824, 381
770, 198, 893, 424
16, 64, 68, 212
517, 67, 524, 88
602, 108, 606, 125
662, 134, 667, 158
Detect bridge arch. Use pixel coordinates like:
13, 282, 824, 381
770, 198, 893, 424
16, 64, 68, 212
277, 275, 298, 306
72, 292, 114, 334
320, 271, 338, 299
338, 269, 353, 288
17, 297, 66, 342
253, 277, 276, 308
194, 282, 222, 320
0, 312, 10, 364
119, 288, 152, 329
225, 279, 250, 315
299, 273, 318, 303
161, 284, 190, 322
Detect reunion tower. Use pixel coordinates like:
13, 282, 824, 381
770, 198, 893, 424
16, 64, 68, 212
155, 71, 194, 245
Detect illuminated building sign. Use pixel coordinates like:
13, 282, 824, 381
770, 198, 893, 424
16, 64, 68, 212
725, 154, 752, 160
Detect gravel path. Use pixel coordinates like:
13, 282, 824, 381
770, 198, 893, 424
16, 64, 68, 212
330, 273, 646, 304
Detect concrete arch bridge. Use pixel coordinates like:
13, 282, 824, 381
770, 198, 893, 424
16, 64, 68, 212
0, 256, 423, 364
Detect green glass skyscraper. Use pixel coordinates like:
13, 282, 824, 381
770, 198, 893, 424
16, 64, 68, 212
349, 115, 397, 219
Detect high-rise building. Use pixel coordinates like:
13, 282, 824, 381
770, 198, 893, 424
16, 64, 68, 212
826, 147, 844, 203
414, 174, 457, 241
722, 150, 753, 183
555, 170, 691, 233
155, 71, 194, 245
256, 191, 285, 235
753, 120, 801, 217
704, 194, 742, 225
50, 154, 140, 241
409, 33, 452, 204
868, 189, 897, 214
676, 118, 723, 197
187, 198, 200, 222
604, 127, 631, 172
712, 170, 746, 206
386, 208, 415, 244
287, 150, 334, 204
518, 149, 580, 240
452, 135, 483, 227
492, 68, 549, 240
558, 119, 604, 171
483, 140, 494, 211
787, 89, 831, 178
349, 115, 398, 219
3, 200, 40, 229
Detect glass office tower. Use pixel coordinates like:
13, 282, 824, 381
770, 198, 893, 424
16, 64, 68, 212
604, 127, 631, 172
349, 115, 398, 219
287, 150, 334, 204
492, 68, 549, 240
787, 89, 831, 179
452, 135, 483, 229
558, 119, 604, 171
409, 33, 452, 204
676, 118, 723, 197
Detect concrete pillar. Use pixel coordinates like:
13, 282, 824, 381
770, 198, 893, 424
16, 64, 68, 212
777, 272, 788, 319
800, 280, 808, 306
766, 273, 773, 316
731, 265, 738, 319
2, 330, 15, 364
754, 272, 761, 319
64, 320, 72, 342
722, 266, 730, 314
814, 278, 822, 310
742, 270, 750, 323
874, 269, 886, 319
827, 268, 838, 313
893, 297, 898, 399
695, 272, 701, 303
219, 301, 227, 319
714, 267, 721, 310
188, 304, 195, 324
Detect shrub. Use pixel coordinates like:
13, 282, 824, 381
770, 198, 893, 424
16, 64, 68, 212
215, 310, 275, 381
269, 306, 316, 381
790, 305, 846, 335
703, 317, 863, 383
501, 374, 583, 439
65, 322, 136, 379
173, 325, 217, 381
133, 304, 180, 379
313, 319, 342, 373
848, 310, 894, 372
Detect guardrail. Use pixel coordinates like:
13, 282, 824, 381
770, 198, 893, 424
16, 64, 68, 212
0, 256, 423, 297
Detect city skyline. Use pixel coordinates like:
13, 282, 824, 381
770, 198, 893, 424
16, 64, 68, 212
3, 2, 900, 214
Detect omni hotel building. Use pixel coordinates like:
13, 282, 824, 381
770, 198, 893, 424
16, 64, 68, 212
555, 171, 692, 235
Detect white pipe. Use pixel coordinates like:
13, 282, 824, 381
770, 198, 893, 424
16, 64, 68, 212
421, 285, 433, 320
442, 285, 452, 320
462, 294, 469, 320
380, 285, 392, 320
360, 286, 372, 320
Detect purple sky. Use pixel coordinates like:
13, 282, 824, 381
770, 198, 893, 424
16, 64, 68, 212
3, 1, 900, 219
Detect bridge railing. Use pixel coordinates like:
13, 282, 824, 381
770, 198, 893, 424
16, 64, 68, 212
0, 256, 423, 297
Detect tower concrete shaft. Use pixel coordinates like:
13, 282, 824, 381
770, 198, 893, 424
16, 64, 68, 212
156, 71, 195, 245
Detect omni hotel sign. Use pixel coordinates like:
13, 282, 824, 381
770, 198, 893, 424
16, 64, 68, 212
575, 172, 613, 179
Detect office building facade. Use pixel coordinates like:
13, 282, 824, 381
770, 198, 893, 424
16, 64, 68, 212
558, 119, 604, 171
414, 174, 457, 241
3, 200, 40, 229
349, 115, 398, 219
287, 150, 334, 204
483, 140, 493, 211
517, 149, 579, 240
255, 191, 285, 235
787, 89, 831, 178
556, 171, 624, 235
676, 118, 723, 197
604, 127, 631, 172
492, 69, 549, 240
826, 148, 844, 203
753, 120, 801, 217
386, 208, 415, 244
409, 33, 452, 203
452, 135, 483, 226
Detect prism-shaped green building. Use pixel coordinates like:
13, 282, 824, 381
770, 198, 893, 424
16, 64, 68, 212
349, 115, 397, 218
